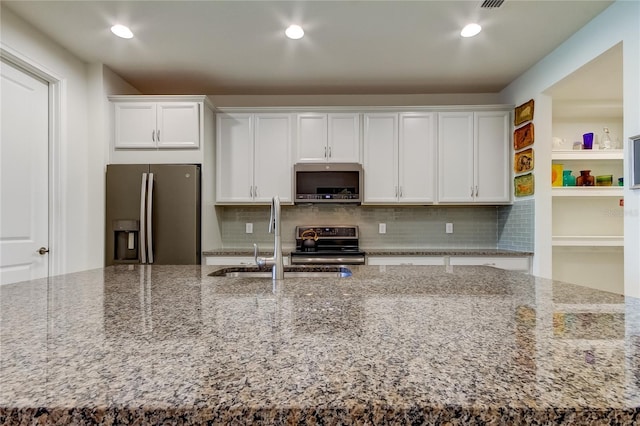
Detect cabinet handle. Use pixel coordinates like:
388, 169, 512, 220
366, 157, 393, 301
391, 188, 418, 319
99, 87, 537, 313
328, 147, 332, 158
254, 186, 258, 197
157, 130, 160, 141
470, 186, 474, 197
395, 186, 398, 197
324, 146, 327, 158
400, 187, 403, 198
475, 186, 479, 197
249, 186, 253, 197
152, 130, 155, 142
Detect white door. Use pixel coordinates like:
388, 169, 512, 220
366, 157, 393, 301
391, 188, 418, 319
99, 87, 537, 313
363, 113, 398, 203
113, 102, 157, 148
399, 112, 436, 203
0, 59, 49, 285
253, 114, 292, 202
296, 113, 328, 162
438, 112, 475, 202
328, 113, 360, 163
157, 102, 200, 148
216, 113, 254, 202
475, 111, 511, 203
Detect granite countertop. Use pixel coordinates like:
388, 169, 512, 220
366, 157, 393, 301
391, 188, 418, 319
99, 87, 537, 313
203, 248, 533, 257
362, 248, 533, 256
1, 264, 638, 424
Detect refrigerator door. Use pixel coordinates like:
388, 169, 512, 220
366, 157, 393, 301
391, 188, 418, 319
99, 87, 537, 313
149, 164, 201, 264
105, 164, 150, 266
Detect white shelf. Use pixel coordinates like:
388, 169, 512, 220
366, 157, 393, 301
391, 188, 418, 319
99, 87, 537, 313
551, 150, 623, 160
552, 186, 623, 197
552, 235, 623, 247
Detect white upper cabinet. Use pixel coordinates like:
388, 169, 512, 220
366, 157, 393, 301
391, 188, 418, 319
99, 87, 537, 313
363, 113, 398, 203
363, 112, 436, 204
438, 111, 511, 203
216, 113, 292, 203
114, 102, 200, 149
296, 113, 360, 163
399, 113, 437, 203
475, 111, 511, 203
216, 113, 253, 203
253, 114, 293, 203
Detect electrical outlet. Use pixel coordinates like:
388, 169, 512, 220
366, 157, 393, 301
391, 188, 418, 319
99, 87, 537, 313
445, 223, 453, 234
245, 223, 253, 233
378, 223, 386, 234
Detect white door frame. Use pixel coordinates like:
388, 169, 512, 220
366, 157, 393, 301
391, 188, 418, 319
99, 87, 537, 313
1, 43, 65, 278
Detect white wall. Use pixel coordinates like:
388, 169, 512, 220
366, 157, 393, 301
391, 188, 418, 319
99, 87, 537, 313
87, 64, 140, 267
1, 6, 138, 276
499, 0, 640, 296
209, 93, 500, 108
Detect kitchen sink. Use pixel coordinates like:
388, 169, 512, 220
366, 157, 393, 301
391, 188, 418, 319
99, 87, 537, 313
209, 266, 352, 278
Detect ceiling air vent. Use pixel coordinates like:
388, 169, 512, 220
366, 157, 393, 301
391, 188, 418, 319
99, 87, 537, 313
481, 0, 504, 8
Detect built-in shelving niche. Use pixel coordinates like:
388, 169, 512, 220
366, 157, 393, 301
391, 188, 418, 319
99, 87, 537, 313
548, 43, 624, 295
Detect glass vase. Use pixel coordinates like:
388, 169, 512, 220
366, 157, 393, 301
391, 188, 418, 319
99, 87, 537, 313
562, 170, 576, 186
576, 170, 595, 186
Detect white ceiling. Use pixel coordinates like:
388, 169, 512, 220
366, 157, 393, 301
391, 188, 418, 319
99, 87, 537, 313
3, 0, 617, 98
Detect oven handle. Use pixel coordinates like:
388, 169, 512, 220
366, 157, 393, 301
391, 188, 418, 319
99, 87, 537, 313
290, 256, 365, 265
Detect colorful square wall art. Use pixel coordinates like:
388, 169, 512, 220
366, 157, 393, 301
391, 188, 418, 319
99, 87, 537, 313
514, 148, 534, 174
514, 173, 534, 197
514, 122, 534, 151
514, 99, 534, 126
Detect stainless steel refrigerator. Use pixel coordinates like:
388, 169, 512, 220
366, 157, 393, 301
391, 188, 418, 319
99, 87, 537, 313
105, 164, 201, 266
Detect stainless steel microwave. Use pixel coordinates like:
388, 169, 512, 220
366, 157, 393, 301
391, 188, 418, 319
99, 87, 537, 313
294, 163, 363, 204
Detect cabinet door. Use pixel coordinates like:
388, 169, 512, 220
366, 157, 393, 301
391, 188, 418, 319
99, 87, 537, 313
216, 113, 254, 202
253, 114, 292, 203
156, 102, 200, 148
363, 113, 398, 203
475, 111, 511, 203
328, 113, 360, 163
296, 114, 328, 162
399, 113, 436, 203
438, 112, 474, 202
114, 102, 157, 148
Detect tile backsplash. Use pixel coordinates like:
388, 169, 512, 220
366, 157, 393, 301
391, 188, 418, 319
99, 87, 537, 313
497, 199, 535, 252
216, 202, 533, 252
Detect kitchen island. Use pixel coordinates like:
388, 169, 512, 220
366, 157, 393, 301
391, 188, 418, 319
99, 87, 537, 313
1, 265, 639, 424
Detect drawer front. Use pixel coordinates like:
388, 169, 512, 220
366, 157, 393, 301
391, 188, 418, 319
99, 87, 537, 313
367, 256, 445, 266
449, 256, 530, 271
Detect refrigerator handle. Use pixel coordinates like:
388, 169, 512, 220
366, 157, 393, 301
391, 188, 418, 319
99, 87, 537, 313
140, 173, 148, 264
147, 172, 154, 264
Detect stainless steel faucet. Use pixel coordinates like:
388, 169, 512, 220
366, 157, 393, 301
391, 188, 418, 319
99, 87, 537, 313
254, 196, 284, 280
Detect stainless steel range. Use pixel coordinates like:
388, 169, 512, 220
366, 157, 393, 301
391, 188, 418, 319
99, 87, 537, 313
290, 225, 366, 265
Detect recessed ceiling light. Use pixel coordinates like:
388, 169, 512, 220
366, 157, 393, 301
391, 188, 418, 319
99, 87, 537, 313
461, 23, 482, 38
285, 24, 304, 40
111, 24, 134, 39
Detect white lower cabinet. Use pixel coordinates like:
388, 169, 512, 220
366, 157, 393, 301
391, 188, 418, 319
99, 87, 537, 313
449, 256, 530, 272
367, 255, 529, 271
363, 112, 436, 204
367, 256, 445, 266
216, 113, 292, 203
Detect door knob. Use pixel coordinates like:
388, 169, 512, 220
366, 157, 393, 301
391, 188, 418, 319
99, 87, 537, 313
37, 247, 49, 255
